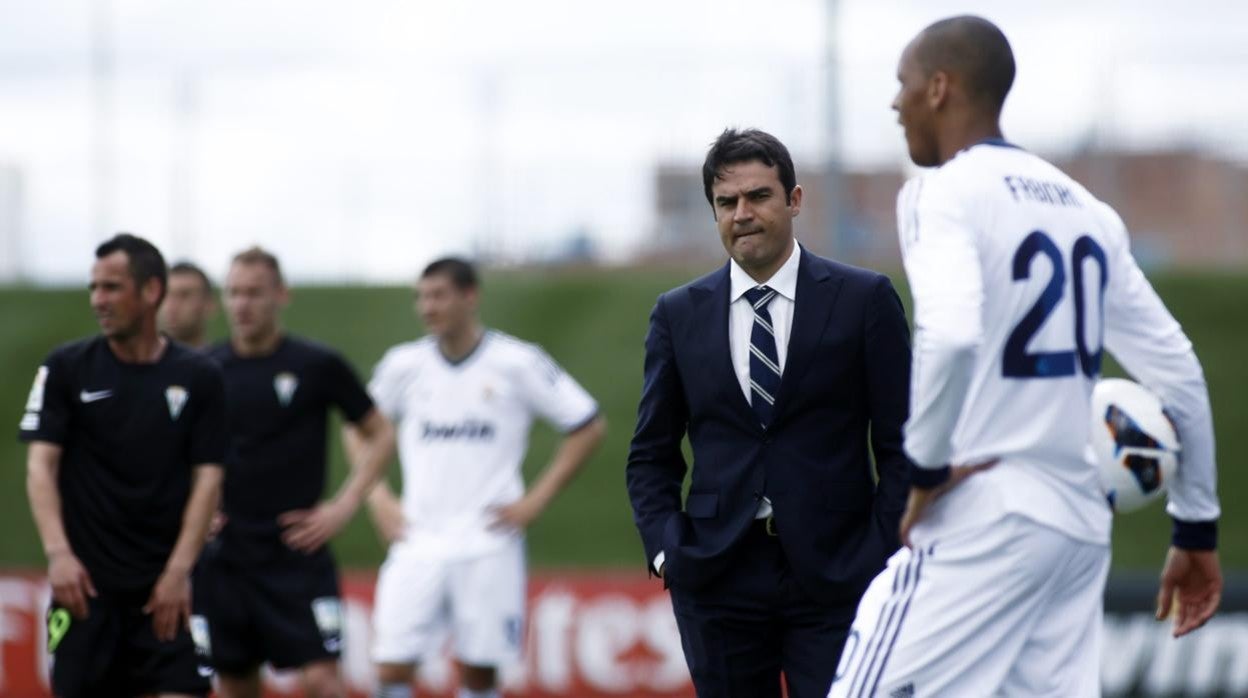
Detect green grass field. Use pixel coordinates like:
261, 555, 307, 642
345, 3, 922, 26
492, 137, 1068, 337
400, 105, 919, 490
1, 267, 1244, 572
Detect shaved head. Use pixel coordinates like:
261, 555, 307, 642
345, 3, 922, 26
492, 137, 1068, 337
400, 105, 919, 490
913, 15, 1015, 112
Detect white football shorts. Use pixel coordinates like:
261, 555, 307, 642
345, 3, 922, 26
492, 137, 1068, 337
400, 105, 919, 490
371, 539, 527, 667
828, 513, 1110, 697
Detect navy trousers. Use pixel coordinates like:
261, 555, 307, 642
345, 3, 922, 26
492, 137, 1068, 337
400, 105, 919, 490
668, 522, 856, 697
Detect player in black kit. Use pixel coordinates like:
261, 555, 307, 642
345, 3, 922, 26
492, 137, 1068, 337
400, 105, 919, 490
195, 247, 394, 698
20, 233, 226, 697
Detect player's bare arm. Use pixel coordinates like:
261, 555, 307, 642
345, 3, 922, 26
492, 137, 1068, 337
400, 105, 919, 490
364, 481, 405, 544
346, 423, 404, 543
143, 462, 222, 642
281, 407, 395, 552
26, 441, 97, 620
490, 414, 607, 530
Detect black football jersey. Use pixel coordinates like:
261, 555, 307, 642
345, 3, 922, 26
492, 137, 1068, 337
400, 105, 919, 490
19, 336, 227, 593
206, 336, 373, 526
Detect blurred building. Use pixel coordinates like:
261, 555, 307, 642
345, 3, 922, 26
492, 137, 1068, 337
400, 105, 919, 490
651, 149, 1248, 269
649, 163, 903, 266
1064, 150, 1248, 268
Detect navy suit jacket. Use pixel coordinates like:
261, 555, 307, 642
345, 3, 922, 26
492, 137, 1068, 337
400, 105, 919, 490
626, 248, 913, 606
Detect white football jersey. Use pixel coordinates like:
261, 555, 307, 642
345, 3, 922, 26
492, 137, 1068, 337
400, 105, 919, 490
897, 141, 1218, 545
368, 330, 598, 558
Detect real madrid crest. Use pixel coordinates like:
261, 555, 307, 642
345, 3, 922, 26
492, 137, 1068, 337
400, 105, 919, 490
165, 385, 189, 420
274, 371, 299, 407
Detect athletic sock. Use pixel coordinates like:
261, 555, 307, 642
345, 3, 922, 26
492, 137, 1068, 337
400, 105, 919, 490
375, 682, 413, 698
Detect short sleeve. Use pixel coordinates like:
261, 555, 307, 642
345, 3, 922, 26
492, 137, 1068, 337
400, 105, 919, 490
17, 350, 72, 445
324, 351, 375, 424
367, 347, 412, 423
516, 345, 598, 433
188, 360, 228, 466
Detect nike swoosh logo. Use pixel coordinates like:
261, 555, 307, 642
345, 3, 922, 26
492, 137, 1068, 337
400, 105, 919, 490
79, 389, 113, 403
198, 665, 215, 677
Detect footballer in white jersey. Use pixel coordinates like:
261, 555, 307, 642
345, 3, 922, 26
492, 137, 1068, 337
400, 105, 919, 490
368, 331, 599, 557
892, 141, 1222, 548
356, 258, 606, 698
830, 16, 1221, 698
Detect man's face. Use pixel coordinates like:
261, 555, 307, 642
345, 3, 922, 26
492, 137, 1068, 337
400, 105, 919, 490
892, 41, 940, 167
159, 272, 214, 342
415, 274, 477, 338
90, 251, 159, 340
711, 160, 801, 275
224, 262, 286, 343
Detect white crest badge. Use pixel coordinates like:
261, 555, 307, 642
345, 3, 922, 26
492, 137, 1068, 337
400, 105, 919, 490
274, 372, 299, 407
165, 385, 189, 420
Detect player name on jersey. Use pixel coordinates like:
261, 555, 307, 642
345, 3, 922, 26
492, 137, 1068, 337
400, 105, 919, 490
1002, 174, 1082, 207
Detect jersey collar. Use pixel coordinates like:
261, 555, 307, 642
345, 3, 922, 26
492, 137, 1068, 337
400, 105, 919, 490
970, 137, 1023, 151
437, 330, 488, 368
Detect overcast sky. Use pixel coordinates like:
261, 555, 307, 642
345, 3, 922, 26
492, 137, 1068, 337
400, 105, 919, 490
1, 0, 1245, 282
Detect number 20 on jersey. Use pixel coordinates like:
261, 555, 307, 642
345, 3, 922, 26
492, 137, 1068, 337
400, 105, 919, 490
1004, 230, 1107, 379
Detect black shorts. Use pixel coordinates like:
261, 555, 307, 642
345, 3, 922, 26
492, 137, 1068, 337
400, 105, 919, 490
47, 591, 211, 698
193, 536, 343, 675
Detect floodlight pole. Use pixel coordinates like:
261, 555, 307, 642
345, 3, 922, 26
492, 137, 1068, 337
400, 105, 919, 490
823, 0, 844, 259
90, 0, 116, 240
169, 70, 199, 260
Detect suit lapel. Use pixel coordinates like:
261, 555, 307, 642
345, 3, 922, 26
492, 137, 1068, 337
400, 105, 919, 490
689, 264, 760, 432
772, 249, 843, 419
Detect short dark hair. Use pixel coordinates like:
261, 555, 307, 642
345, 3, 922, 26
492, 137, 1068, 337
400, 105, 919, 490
421, 257, 479, 291
169, 261, 213, 295
95, 233, 167, 302
916, 15, 1015, 112
702, 128, 798, 209
231, 246, 285, 286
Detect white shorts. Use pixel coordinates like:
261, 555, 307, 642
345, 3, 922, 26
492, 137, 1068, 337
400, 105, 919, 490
828, 514, 1110, 698
371, 539, 526, 667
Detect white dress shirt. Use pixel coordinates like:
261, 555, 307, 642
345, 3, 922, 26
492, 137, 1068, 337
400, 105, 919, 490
656, 242, 802, 574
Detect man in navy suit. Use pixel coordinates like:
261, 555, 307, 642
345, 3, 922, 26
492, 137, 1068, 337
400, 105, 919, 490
626, 128, 912, 697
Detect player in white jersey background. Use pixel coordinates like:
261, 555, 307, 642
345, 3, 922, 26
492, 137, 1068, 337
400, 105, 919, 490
829, 15, 1222, 698
348, 257, 607, 698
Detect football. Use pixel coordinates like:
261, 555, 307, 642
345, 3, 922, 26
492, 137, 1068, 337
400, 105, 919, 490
1090, 378, 1181, 513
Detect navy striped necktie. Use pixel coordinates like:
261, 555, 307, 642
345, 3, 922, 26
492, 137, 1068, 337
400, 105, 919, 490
743, 285, 781, 426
